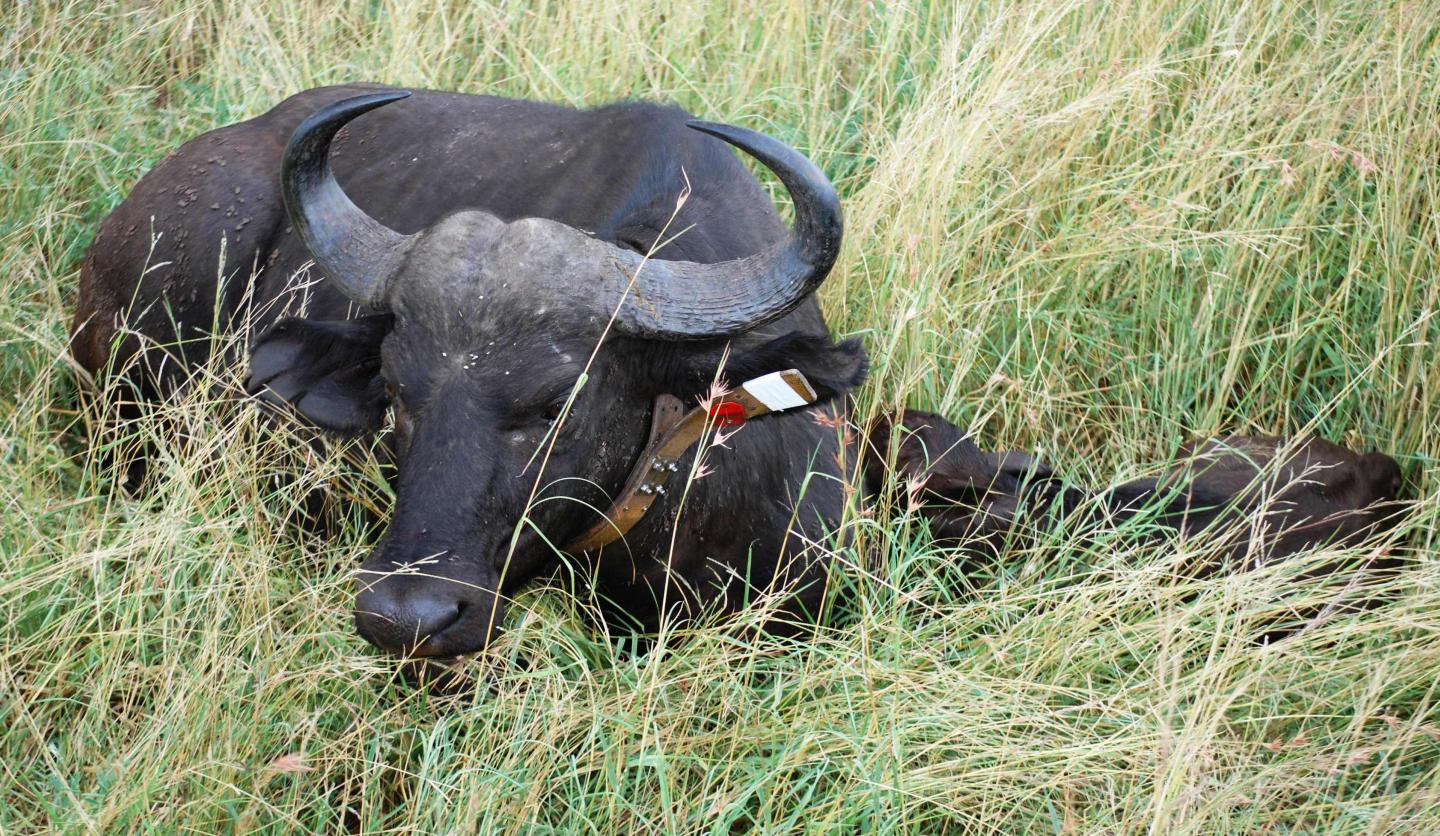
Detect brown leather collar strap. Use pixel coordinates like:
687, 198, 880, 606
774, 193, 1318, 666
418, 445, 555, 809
564, 369, 818, 554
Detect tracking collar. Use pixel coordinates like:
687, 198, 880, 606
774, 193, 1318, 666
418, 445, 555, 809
564, 370, 818, 554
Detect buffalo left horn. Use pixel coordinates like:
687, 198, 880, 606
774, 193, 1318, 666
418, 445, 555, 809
280, 90, 416, 310
602, 121, 844, 340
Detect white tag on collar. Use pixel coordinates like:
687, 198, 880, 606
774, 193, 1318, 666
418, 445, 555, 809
741, 370, 816, 412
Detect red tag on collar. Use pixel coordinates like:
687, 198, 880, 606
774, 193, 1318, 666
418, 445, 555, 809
708, 401, 746, 427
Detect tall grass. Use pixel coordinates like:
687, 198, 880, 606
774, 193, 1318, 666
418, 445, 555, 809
3, 0, 1439, 831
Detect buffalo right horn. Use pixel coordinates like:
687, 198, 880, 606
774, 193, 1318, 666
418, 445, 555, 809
281, 91, 416, 310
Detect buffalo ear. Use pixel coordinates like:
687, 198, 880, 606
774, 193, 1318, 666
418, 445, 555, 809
721, 333, 869, 402
865, 410, 991, 495
864, 410, 1070, 513
245, 315, 392, 434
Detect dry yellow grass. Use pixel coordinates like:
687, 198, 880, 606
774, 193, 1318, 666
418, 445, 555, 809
2, 0, 1438, 831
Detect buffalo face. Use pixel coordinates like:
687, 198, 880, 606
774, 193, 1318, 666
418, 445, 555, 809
348, 222, 657, 656
356, 328, 643, 656
1096, 434, 1407, 570
1169, 435, 1406, 560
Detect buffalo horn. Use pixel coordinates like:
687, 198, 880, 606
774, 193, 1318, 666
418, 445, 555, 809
280, 91, 416, 310
604, 121, 843, 339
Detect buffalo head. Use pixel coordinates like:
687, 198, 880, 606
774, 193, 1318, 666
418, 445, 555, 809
245, 92, 864, 657
1161, 435, 1405, 562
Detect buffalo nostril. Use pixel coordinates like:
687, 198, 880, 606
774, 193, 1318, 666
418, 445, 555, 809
354, 588, 465, 656
352, 558, 506, 658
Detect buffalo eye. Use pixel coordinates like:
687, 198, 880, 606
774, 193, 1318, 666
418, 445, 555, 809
384, 383, 413, 434
1317, 467, 1354, 497
543, 400, 566, 422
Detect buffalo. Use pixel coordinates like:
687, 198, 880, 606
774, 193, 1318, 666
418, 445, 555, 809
867, 412, 1405, 571
74, 84, 866, 659
1105, 435, 1405, 571
74, 84, 1404, 661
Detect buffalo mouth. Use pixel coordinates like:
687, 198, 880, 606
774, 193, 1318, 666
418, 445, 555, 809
396, 655, 487, 695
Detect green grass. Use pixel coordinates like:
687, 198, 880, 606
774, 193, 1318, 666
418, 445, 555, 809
4, 0, 1440, 831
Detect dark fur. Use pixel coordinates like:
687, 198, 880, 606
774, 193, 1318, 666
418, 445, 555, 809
246, 315, 392, 434
866, 414, 1404, 573
1104, 435, 1405, 571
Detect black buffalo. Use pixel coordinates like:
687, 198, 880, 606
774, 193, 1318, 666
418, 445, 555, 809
75, 84, 865, 658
